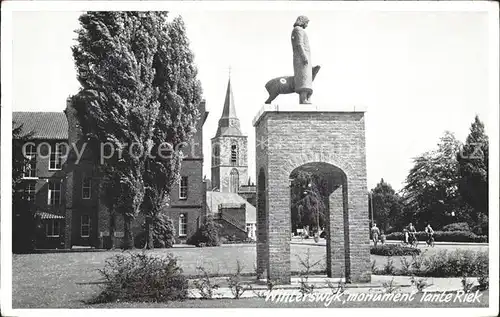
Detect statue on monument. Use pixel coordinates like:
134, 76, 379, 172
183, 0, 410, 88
291, 15, 314, 104
264, 15, 320, 104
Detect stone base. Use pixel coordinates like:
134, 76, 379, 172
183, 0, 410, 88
254, 103, 371, 284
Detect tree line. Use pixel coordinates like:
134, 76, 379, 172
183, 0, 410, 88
291, 116, 489, 236
371, 116, 488, 234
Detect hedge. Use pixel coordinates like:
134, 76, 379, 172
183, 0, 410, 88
442, 222, 470, 232
386, 231, 487, 243
370, 244, 421, 256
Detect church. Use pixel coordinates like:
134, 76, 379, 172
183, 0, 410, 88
208, 77, 257, 241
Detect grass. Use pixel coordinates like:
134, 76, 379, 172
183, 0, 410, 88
12, 243, 488, 308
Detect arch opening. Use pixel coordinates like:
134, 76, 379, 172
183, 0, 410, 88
289, 162, 350, 280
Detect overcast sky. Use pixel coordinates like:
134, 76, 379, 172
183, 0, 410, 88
11, 9, 493, 191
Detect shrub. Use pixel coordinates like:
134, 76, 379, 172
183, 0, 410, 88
370, 244, 421, 256
382, 257, 396, 275
382, 278, 399, 293
400, 257, 412, 275
477, 274, 489, 291
90, 252, 188, 303
410, 276, 431, 292
187, 215, 222, 247
227, 260, 246, 299
461, 276, 474, 293
386, 230, 487, 243
411, 251, 427, 273
135, 214, 175, 249
442, 222, 470, 232
472, 213, 488, 236
371, 260, 377, 274
422, 249, 488, 277
297, 249, 321, 295
192, 266, 219, 299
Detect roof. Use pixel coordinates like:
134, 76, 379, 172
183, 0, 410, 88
215, 78, 243, 137
13, 112, 68, 140
206, 191, 256, 223
36, 211, 65, 220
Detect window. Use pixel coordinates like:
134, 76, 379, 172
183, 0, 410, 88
231, 144, 238, 166
82, 177, 91, 199
81, 215, 91, 237
49, 143, 63, 170
179, 176, 188, 199
230, 169, 239, 193
213, 145, 220, 166
24, 143, 37, 178
179, 213, 187, 237
48, 181, 62, 205
25, 183, 36, 202
46, 220, 60, 237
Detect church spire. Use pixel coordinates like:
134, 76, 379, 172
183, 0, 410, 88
215, 76, 242, 137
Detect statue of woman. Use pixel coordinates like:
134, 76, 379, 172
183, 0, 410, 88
291, 16, 313, 104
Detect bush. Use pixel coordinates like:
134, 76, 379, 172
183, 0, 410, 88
187, 215, 222, 247
477, 273, 489, 291
442, 222, 470, 232
386, 230, 487, 243
422, 249, 488, 277
372, 249, 488, 278
472, 213, 488, 236
370, 244, 421, 256
192, 266, 220, 299
135, 214, 176, 249
227, 260, 247, 299
90, 252, 188, 303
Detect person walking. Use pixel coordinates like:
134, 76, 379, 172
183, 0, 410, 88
371, 223, 380, 247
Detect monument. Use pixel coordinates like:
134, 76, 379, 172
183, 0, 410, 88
255, 16, 371, 284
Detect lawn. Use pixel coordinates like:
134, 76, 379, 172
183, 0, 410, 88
12, 243, 489, 308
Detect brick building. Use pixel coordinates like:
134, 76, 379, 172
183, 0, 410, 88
13, 99, 208, 249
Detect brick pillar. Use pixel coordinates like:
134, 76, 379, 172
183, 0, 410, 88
346, 178, 371, 282
326, 184, 345, 278
266, 174, 291, 284
256, 169, 268, 279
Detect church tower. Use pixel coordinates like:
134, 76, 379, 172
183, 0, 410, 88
211, 77, 248, 193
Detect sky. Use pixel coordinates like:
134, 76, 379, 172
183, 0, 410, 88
11, 9, 493, 191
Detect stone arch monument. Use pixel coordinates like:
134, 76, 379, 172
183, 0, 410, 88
253, 104, 371, 284
254, 15, 370, 284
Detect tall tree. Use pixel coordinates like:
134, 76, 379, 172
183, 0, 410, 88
141, 16, 202, 249
71, 12, 161, 249
457, 116, 489, 232
71, 12, 202, 249
369, 179, 402, 232
402, 131, 463, 229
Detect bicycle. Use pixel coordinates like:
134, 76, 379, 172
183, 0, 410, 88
408, 233, 419, 248
426, 234, 435, 247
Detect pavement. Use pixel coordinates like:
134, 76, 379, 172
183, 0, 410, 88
187, 274, 481, 299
